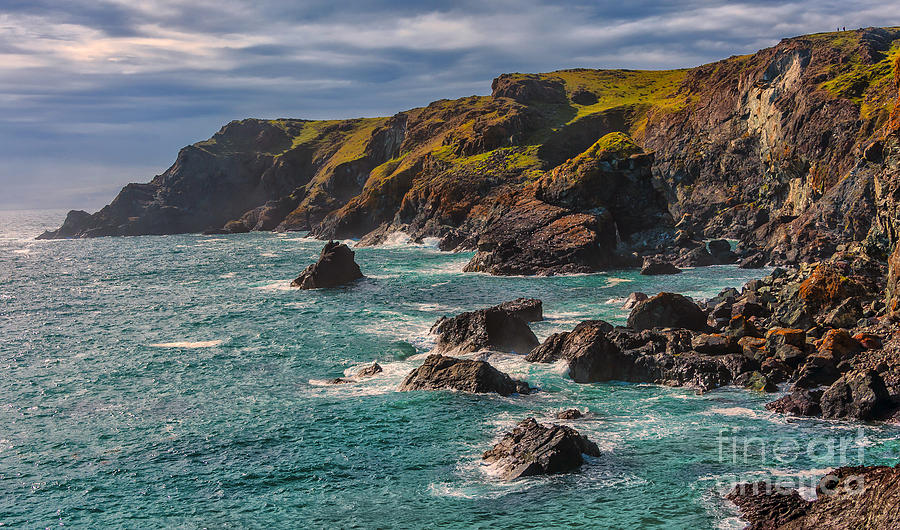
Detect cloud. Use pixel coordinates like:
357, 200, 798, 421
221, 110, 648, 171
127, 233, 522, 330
1, 0, 899, 209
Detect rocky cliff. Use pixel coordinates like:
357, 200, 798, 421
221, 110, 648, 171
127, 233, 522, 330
40, 27, 900, 275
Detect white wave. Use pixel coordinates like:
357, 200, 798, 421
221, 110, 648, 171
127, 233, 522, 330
702, 407, 767, 419
260, 252, 278, 258
604, 277, 633, 286
603, 297, 627, 305
254, 280, 295, 291
199, 238, 227, 242
12, 248, 30, 254
219, 272, 237, 279
150, 340, 224, 348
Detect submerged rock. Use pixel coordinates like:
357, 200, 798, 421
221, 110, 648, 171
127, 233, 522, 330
291, 241, 364, 289
482, 418, 600, 480
431, 307, 539, 355
398, 354, 531, 396
555, 409, 585, 420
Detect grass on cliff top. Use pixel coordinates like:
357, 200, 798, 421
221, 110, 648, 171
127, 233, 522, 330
552, 68, 691, 120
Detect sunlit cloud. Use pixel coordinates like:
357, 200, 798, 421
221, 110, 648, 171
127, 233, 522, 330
0, 0, 898, 209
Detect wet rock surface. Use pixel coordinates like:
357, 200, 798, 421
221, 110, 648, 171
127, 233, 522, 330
291, 241, 364, 289
398, 354, 531, 396
482, 418, 600, 480
431, 306, 540, 355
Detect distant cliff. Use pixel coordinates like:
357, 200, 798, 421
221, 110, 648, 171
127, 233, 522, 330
40, 27, 900, 274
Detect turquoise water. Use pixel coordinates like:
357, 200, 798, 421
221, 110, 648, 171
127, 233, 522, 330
2, 209, 899, 529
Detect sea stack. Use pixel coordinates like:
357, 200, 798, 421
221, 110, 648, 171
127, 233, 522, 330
291, 241, 364, 289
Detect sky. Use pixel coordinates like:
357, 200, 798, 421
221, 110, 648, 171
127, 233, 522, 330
1, 1, 898, 210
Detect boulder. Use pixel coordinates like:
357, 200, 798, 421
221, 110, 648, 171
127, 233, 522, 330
820, 370, 893, 420
431, 308, 539, 355
691, 333, 738, 355
735, 371, 778, 392
676, 246, 716, 267
738, 336, 768, 362
555, 409, 584, 420
526, 320, 641, 383
494, 298, 543, 322
640, 260, 681, 275
626, 292, 708, 332
398, 354, 531, 396
765, 328, 807, 366
291, 241, 364, 289
738, 252, 767, 269
482, 418, 600, 480
823, 298, 863, 328
708, 239, 737, 264
765, 389, 823, 416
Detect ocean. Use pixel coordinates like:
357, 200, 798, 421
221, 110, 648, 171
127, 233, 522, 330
2, 209, 898, 528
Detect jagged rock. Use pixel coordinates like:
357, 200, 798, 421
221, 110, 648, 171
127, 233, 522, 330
728, 465, 900, 530
738, 253, 767, 269
482, 418, 600, 480
356, 362, 383, 378
820, 369, 893, 420
626, 292, 708, 332
675, 246, 716, 267
640, 260, 681, 275
431, 307, 539, 355
555, 409, 584, 420
739, 336, 768, 361
726, 481, 811, 529
765, 328, 807, 366
398, 354, 531, 396
823, 298, 863, 328
735, 371, 778, 392
622, 292, 648, 310
291, 241, 364, 289
765, 389, 823, 416
691, 333, 738, 355
494, 298, 543, 322
759, 357, 792, 384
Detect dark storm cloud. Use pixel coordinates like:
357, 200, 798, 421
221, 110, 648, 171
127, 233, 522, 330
0, 0, 898, 209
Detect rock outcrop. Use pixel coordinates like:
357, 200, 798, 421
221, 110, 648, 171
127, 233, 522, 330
398, 354, 531, 396
728, 465, 900, 529
38, 28, 900, 286
291, 241, 364, 289
431, 306, 539, 355
482, 418, 600, 480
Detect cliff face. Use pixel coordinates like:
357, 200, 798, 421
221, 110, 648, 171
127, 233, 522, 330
39, 27, 900, 275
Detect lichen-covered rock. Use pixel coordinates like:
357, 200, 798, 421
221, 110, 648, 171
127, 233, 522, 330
482, 418, 600, 480
431, 307, 539, 355
627, 292, 708, 332
291, 241, 364, 289
398, 354, 531, 396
